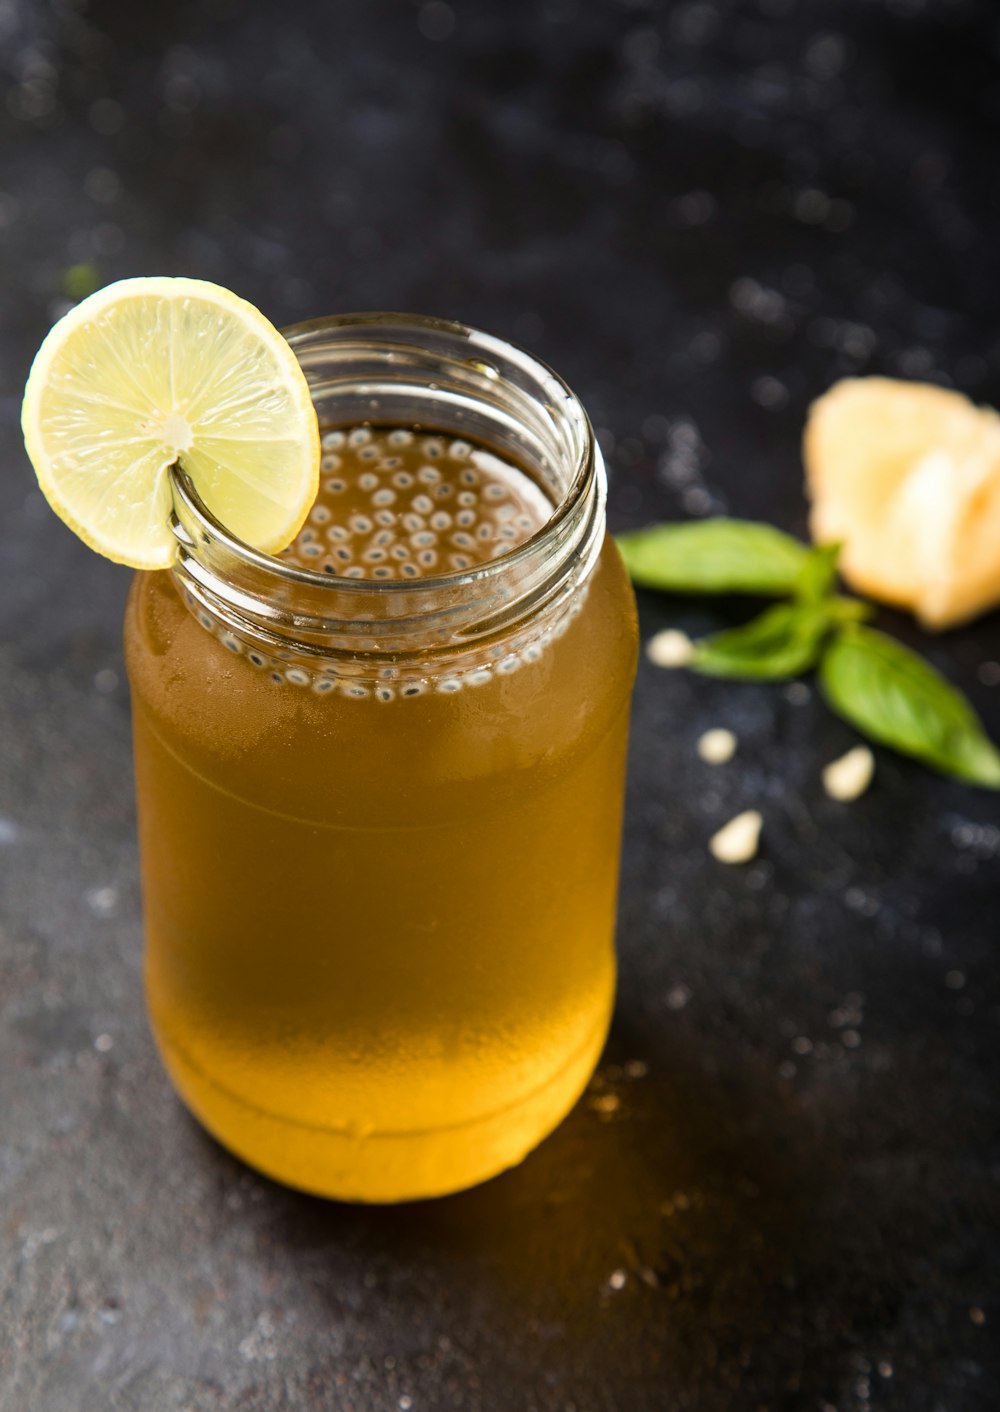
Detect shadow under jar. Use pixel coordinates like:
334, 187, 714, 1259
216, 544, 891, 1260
124, 314, 638, 1202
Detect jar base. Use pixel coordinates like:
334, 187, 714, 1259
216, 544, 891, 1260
151, 1010, 611, 1203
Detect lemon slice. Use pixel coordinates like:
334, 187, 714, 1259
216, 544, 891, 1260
21, 276, 320, 569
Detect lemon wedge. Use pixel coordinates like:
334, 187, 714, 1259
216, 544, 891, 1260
21, 276, 320, 569
804, 377, 1000, 630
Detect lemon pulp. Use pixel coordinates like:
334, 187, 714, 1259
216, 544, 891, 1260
21, 276, 320, 569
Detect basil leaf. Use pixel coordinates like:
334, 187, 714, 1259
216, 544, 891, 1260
616, 518, 812, 595
820, 625, 1000, 789
691, 602, 836, 680
795, 542, 841, 603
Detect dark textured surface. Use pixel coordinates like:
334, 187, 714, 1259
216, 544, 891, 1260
2, 2, 999, 1409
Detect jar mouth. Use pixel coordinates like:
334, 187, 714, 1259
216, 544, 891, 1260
169, 312, 604, 662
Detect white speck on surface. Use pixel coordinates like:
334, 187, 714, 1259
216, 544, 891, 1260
94, 1033, 114, 1052
21, 1227, 60, 1258
783, 681, 811, 705
697, 727, 737, 764
642, 413, 670, 441
730, 276, 788, 324
682, 485, 714, 515
844, 887, 879, 917
84, 166, 120, 204
745, 862, 772, 890
657, 416, 708, 488
794, 187, 832, 224
666, 984, 692, 1010
949, 821, 1000, 857
399, 1397, 413, 1411
239, 1312, 277, 1362
878, 1360, 894, 1378
608, 1269, 627, 1291
709, 810, 762, 864
86, 886, 119, 916
822, 744, 875, 800
94, 668, 118, 694
668, 188, 717, 228
0, 816, 19, 844
805, 32, 850, 79
751, 375, 790, 410
646, 628, 694, 668
689, 329, 722, 363
791, 1036, 813, 1055
828, 998, 864, 1028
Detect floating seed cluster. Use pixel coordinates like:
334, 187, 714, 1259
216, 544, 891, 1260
281, 426, 552, 579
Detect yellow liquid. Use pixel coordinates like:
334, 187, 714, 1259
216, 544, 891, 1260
125, 427, 637, 1201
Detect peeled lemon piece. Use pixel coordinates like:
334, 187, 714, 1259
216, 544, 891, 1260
804, 377, 1000, 630
21, 277, 320, 570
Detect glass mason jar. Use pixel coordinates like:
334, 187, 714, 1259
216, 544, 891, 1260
124, 314, 638, 1202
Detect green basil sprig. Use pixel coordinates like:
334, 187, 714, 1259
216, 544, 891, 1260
617, 517, 1000, 790
693, 596, 868, 681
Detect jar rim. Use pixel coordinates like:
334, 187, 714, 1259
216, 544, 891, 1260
171, 310, 594, 598
168, 311, 605, 663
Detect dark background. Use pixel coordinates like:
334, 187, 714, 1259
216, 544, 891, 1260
2, 1, 999, 1409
